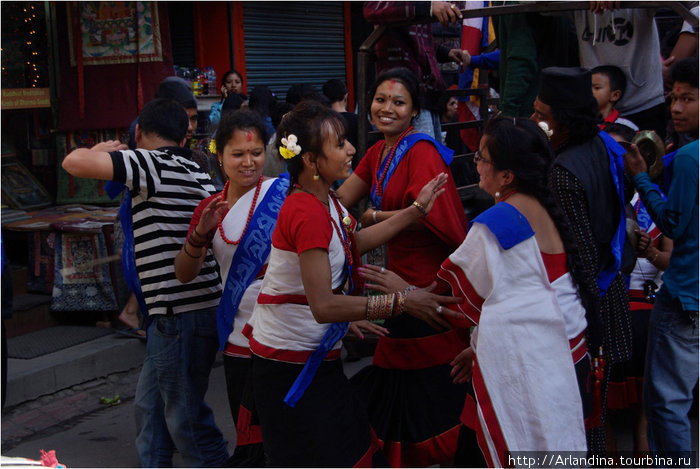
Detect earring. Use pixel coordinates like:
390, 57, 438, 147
313, 171, 320, 181
495, 191, 501, 200
218, 160, 223, 168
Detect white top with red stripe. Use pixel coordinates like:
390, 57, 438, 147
248, 192, 352, 363
438, 216, 586, 465
541, 252, 587, 341
211, 178, 279, 353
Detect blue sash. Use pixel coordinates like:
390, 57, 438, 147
105, 181, 149, 317
597, 131, 628, 295
283, 201, 355, 408
635, 185, 667, 233
216, 177, 289, 350
370, 133, 454, 208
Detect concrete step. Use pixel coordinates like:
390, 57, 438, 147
6, 294, 56, 338
4, 333, 145, 409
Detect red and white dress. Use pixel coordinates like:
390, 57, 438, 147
438, 202, 587, 468
248, 191, 385, 467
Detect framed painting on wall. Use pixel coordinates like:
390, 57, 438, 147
1, 158, 52, 210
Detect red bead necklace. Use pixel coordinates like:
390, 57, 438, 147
218, 175, 263, 245
375, 125, 414, 198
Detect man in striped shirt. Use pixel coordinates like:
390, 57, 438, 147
63, 98, 228, 467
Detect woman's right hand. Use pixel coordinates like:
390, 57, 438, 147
221, 85, 229, 98
414, 173, 448, 216
450, 347, 474, 384
197, 195, 228, 234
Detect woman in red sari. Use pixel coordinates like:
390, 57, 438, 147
336, 67, 469, 467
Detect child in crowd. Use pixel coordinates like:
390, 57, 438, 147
592, 65, 639, 132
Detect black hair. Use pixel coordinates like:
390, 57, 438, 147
368, 67, 422, 116
550, 101, 600, 147
482, 116, 601, 350
221, 69, 242, 87
215, 109, 268, 157
591, 65, 627, 101
248, 85, 277, 118
602, 122, 636, 143
286, 83, 318, 105
271, 101, 294, 130
137, 98, 188, 143
437, 90, 457, 121
305, 91, 332, 108
671, 57, 699, 89
322, 79, 348, 103
276, 100, 346, 189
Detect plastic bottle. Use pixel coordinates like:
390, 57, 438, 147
208, 67, 217, 96
202, 68, 209, 96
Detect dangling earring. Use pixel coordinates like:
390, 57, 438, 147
313, 163, 320, 181
495, 191, 501, 200
218, 160, 223, 168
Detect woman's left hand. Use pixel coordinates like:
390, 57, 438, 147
405, 283, 464, 332
348, 320, 390, 340
358, 264, 410, 293
450, 347, 474, 384
415, 173, 448, 216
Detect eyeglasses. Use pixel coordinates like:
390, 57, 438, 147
473, 151, 492, 164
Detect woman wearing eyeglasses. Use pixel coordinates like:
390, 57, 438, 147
444, 117, 588, 465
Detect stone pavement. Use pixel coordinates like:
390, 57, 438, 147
2, 332, 145, 450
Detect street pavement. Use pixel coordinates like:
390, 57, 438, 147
1, 351, 372, 468
1, 344, 697, 468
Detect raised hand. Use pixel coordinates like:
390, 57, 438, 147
414, 172, 448, 215
196, 195, 229, 234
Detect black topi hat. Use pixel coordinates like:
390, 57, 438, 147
538, 67, 595, 109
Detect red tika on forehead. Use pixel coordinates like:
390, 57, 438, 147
246, 130, 252, 142
389, 79, 396, 92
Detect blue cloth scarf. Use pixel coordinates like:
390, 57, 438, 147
597, 131, 629, 295
216, 177, 289, 350
370, 133, 453, 209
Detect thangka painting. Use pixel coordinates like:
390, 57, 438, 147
67, 1, 162, 66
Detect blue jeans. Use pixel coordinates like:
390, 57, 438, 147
644, 291, 698, 466
134, 309, 229, 467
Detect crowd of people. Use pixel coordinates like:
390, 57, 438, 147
60, 1, 698, 467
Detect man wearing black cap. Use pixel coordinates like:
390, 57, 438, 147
531, 66, 632, 455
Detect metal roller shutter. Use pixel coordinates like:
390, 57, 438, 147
243, 2, 346, 101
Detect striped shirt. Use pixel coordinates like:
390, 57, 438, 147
110, 146, 222, 315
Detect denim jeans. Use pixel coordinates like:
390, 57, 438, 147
134, 309, 229, 467
644, 291, 698, 466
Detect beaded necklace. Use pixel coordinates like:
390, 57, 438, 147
375, 125, 414, 198
218, 175, 263, 245
293, 184, 353, 266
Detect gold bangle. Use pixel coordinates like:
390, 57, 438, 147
412, 201, 427, 217
648, 251, 660, 264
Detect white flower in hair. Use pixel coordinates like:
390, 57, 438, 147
280, 134, 302, 159
537, 121, 554, 140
